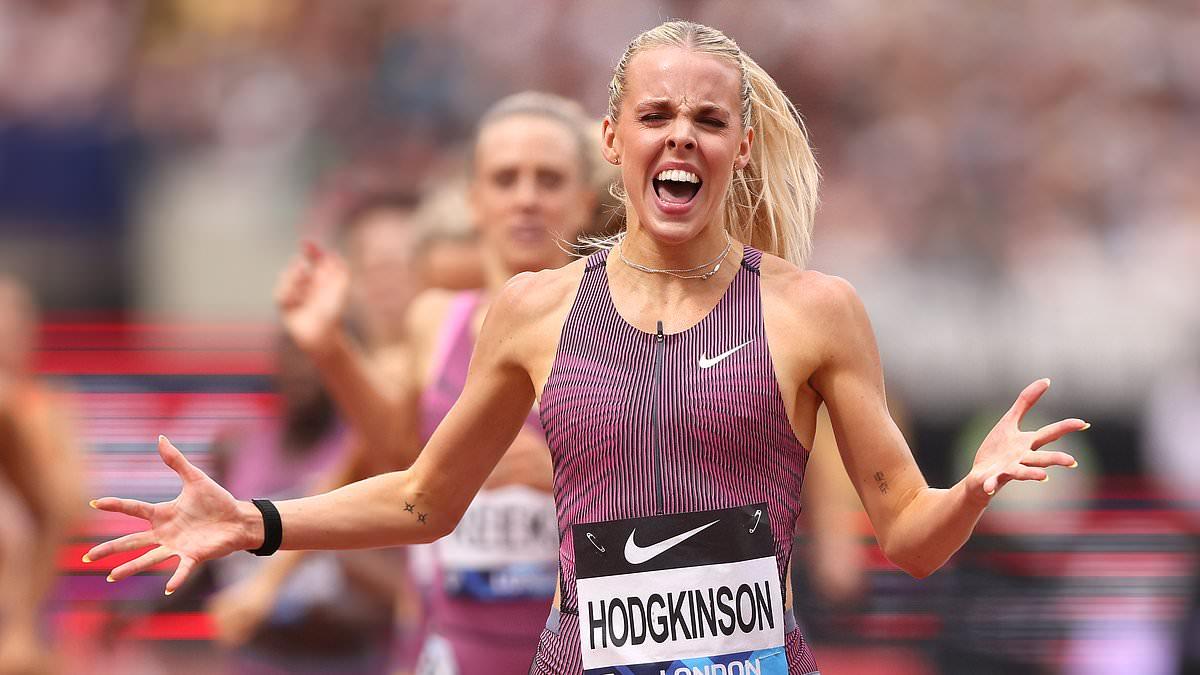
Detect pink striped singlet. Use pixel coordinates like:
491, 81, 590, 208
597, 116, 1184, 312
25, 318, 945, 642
416, 290, 559, 675
531, 247, 820, 675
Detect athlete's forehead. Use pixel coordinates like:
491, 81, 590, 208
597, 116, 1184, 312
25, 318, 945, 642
622, 46, 741, 118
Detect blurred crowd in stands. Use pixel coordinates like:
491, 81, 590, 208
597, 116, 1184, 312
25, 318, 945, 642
3, 0, 1197, 411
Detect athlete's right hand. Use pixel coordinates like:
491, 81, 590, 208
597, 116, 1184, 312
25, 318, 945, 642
275, 241, 350, 358
84, 436, 263, 595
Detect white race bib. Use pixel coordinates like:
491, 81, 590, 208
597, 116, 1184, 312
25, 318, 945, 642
573, 504, 788, 675
436, 485, 559, 600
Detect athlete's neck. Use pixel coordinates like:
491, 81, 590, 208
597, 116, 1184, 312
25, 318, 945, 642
613, 224, 741, 295
619, 221, 730, 274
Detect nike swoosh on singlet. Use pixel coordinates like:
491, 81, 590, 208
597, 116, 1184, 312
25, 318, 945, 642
698, 339, 754, 369
624, 519, 721, 565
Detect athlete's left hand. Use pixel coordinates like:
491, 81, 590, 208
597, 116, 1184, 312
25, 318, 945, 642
966, 378, 1085, 499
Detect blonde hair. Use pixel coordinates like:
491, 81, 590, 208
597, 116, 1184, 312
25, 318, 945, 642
606, 21, 819, 266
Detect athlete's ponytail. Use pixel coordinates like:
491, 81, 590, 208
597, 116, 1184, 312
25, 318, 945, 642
731, 54, 819, 266
606, 21, 819, 267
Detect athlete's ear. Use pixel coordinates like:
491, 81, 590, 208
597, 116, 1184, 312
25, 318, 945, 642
734, 126, 753, 171
601, 116, 621, 166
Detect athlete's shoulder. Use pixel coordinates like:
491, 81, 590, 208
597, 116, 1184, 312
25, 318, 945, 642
493, 256, 589, 323
757, 251, 874, 372
757, 250, 864, 322
481, 258, 589, 370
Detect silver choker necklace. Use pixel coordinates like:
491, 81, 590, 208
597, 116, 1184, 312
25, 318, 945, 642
617, 233, 733, 281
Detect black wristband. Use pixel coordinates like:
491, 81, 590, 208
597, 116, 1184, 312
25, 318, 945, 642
247, 499, 282, 556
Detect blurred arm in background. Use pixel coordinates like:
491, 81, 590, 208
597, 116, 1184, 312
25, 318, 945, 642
801, 404, 867, 607
0, 276, 85, 674
208, 190, 551, 646
209, 194, 430, 648
203, 332, 399, 658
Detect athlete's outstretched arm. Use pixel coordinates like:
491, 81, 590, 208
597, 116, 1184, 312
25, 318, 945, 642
84, 280, 537, 594
809, 276, 1085, 579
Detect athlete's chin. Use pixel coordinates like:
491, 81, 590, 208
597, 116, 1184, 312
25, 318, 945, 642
639, 217, 710, 247
635, 198, 721, 245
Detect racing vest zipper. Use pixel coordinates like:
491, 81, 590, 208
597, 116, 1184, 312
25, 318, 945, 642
652, 320, 665, 515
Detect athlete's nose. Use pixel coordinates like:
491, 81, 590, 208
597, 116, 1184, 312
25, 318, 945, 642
666, 121, 696, 151
666, 135, 696, 151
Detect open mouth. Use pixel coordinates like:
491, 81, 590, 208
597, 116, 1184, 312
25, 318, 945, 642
652, 169, 702, 206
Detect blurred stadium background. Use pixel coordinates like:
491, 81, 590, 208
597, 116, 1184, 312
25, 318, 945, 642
1, 1, 1198, 673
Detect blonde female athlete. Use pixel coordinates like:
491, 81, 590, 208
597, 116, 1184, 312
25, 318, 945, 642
86, 22, 1085, 675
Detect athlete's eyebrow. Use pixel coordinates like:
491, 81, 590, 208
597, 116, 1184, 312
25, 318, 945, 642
634, 98, 673, 113
693, 103, 730, 119
634, 98, 730, 118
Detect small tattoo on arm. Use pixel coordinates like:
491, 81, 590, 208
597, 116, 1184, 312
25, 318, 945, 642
873, 471, 889, 495
403, 498, 426, 524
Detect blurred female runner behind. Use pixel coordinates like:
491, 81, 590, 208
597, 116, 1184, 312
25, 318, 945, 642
240, 91, 597, 674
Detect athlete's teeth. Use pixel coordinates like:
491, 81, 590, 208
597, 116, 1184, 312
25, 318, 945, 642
655, 170, 700, 183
